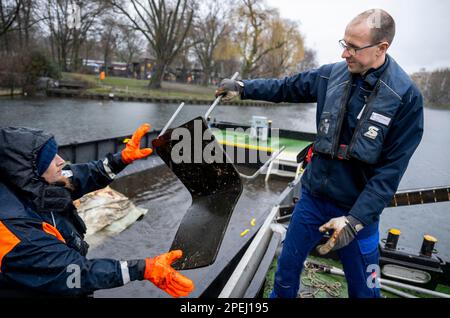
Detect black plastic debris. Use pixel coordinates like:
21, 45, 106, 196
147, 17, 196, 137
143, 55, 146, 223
152, 116, 243, 270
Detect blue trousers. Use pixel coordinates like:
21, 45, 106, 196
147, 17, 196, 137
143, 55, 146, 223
271, 188, 381, 298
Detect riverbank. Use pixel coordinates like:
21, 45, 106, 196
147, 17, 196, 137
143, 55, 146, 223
0, 89, 22, 97
46, 88, 275, 107
427, 103, 450, 110
54, 72, 274, 107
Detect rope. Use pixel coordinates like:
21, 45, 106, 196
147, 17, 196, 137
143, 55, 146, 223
300, 262, 342, 298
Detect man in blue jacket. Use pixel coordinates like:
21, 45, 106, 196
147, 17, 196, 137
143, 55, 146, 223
0, 124, 194, 297
216, 9, 424, 298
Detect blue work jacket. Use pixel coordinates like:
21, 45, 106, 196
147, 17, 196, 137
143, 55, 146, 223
242, 55, 424, 226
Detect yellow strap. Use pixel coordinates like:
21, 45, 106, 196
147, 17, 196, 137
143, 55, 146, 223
218, 140, 274, 153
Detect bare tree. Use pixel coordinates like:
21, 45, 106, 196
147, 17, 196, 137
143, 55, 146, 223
259, 16, 305, 78
192, 0, 230, 86
99, 17, 118, 77
212, 32, 241, 81
423, 69, 450, 107
70, 1, 110, 71
297, 47, 318, 73
15, 0, 32, 49
1, 0, 51, 54
116, 24, 144, 77
0, 0, 21, 35
0, 0, 22, 51
41, 0, 108, 71
236, 0, 287, 78
411, 68, 450, 108
0, 53, 25, 96
43, 0, 73, 71
15, 0, 46, 50
110, 0, 196, 89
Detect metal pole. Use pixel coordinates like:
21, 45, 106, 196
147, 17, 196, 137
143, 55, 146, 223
239, 146, 285, 180
326, 264, 450, 298
204, 72, 239, 120
379, 277, 450, 298
380, 285, 418, 298
158, 102, 185, 137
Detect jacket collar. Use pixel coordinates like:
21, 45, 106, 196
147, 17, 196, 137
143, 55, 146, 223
361, 55, 390, 87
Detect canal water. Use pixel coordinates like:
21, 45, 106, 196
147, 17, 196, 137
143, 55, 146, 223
0, 97, 317, 144
1, 97, 449, 296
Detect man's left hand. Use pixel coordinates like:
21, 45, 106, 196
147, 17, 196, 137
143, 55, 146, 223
316, 215, 363, 255
215, 79, 244, 101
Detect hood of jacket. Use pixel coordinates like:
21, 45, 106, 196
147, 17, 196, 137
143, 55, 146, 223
0, 126, 55, 209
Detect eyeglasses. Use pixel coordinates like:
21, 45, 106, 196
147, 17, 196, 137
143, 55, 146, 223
339, 39, 382, 56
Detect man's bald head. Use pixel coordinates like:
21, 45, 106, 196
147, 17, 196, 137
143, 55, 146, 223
348, 9, 396, 45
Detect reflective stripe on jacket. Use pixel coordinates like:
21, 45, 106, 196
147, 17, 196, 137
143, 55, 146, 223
0, 160, 126, 296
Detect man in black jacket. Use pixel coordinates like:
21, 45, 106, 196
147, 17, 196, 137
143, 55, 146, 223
0, 124, 194, 297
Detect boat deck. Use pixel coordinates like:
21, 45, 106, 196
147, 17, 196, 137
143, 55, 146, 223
213, 129, 311, 178
88, 163, 290, 298
263, 255, 450, 298
213, 129, 311, 155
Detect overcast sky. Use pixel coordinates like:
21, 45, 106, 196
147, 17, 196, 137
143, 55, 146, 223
265, 0, 450, 74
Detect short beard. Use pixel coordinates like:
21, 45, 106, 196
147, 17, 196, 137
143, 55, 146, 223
52, 175, 75, 192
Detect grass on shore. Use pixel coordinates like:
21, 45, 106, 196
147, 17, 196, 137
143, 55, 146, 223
61, 73, 450, 109
0, 89, 22, 97
62, 72, 217, 101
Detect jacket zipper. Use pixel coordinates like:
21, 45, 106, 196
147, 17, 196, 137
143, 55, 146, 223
348, 80, 382, 155
51, 211, 56, 227
332, 79, 353, 158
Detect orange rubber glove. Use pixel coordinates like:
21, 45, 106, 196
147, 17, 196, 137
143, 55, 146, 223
121, 123, 153, 164
144, 250, 195, 298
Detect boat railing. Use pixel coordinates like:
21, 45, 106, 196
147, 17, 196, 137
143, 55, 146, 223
218, 175, 450, 298
58, 130, 160, 164
219, 176, 301, 298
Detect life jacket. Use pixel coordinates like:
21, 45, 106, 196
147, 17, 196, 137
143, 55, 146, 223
313, 56, 413, 164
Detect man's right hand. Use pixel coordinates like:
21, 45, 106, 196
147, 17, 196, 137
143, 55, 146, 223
316, 215, 363, 255
215, 79, 244, 101
144, 250, 194, 298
